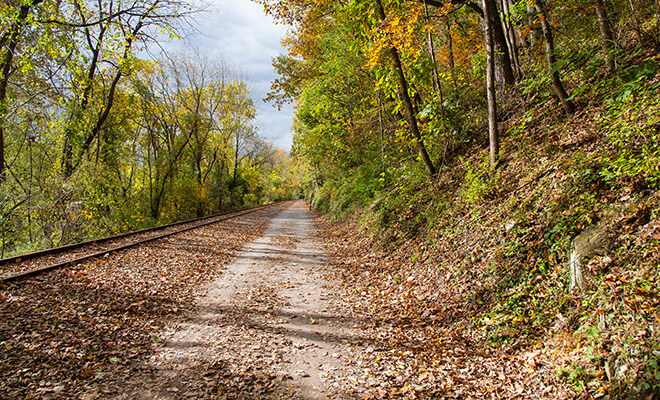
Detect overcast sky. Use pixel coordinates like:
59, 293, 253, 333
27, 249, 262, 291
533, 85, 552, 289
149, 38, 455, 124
158, 0, 294, 150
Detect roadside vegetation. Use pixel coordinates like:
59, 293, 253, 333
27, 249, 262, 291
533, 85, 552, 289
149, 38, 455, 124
259, 0, 660, 397
0, 0, 304, 258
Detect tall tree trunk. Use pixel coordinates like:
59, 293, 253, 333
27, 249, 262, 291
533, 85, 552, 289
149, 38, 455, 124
423, 1, 444, 109
376, 0, 437, 176
62, 17, 107, 178
657, 0, 660, 45
64, 19, 142, 178
423, 0, 515, 87
483, 0, 516, 87
0, 115, 5, 184
232, 128, 240, 193
483, 0, 499, 169
446, 20, 459, 94
593, 0, 616, 72
534, 0, 576, 114
217, 158, 225, 211
526, 4, 539, 48
377, 90, 386, 174
500, 0, 522, 79
151, 193, 162, 220
0, 1, 41, 184
196, 154, 205, 217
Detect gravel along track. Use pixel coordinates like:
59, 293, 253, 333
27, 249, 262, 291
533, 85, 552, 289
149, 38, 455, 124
116, 200, 377, 399
0, 206, 282, 399
0, 204, 276, 280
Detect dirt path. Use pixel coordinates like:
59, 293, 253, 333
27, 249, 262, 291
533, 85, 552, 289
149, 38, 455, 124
126, 201, 375, 399
1, 201, 577, 399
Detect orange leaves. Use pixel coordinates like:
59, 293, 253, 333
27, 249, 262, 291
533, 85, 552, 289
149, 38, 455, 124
364, 2, 426, 71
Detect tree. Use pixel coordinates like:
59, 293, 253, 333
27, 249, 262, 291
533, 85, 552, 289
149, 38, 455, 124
167, 53, 232, 216
60, 0, 195, 178
533, 0, 576, 114
0, 0, 45, 184
593, 0, 616, 72
483, 0, 499, 169
134, 63, 193, 221
375, 0, 437, 176
421, 0, 516, 87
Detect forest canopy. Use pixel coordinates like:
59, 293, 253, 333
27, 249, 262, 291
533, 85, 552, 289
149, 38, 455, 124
257, 0, 660, 193
0, 0, 302, 257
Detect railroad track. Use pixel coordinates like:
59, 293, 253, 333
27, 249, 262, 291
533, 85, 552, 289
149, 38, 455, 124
0, 202, 284, 283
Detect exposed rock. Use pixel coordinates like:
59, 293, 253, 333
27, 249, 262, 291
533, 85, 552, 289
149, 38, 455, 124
569, 227, 608, 290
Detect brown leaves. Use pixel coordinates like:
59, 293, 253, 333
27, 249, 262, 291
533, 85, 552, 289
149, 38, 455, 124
0, 209, 278, 399
319, 215, 578, 399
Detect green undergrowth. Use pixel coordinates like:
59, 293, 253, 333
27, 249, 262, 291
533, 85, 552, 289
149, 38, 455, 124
313, 57, 660, 398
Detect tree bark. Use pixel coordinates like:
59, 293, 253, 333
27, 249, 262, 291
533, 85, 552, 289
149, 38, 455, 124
593, 0, 616, 72
65, 20, 143, 177
419, 0, 483, 16
423, 0, 515, 87
445, 20, 459, 94
377, 0, 437, 176
0, 110, 5, 184
657, 0, 660, 45
482, 0, 516, 87
423, 1, 444, 109
0, 0, 42, 184
483, 0, 499, 169
500, 0, 522, 79
534, 0, 576, 114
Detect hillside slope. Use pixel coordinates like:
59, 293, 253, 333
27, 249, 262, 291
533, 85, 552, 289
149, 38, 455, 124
317, 67, 659, 399
256, 0, 660, 397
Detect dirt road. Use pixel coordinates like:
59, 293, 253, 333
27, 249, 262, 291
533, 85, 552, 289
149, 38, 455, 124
124, 201, 375, 399
2, 201, 577, 399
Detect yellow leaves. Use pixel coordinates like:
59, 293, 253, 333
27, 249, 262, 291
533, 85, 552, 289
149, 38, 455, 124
363, 2, 425, 71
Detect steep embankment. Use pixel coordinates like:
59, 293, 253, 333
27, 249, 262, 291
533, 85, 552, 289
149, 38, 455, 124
318, 69, 660, 399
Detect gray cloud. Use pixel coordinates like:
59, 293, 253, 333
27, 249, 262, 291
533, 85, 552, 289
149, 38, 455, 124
160, 0, 294, 150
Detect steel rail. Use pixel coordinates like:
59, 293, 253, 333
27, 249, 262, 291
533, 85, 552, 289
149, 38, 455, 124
0, 204, 275, 267
0, 202, 281, 283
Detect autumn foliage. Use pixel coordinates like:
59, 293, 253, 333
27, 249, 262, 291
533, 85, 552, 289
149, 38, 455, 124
258, 0, 660, 397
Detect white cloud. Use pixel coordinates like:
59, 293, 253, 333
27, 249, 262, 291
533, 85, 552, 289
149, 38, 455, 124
156, 0, 294, 150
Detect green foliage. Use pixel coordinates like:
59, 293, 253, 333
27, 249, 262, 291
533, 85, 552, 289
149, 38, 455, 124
0, 46, 293, 257
459, 154, 498, 204
310, 164, 381, 220
599, 75, 660, 185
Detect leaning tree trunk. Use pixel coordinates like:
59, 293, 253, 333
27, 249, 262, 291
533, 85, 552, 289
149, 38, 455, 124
534, 0, 576, 114
593, 0, 616, 72
484, 0, 499, 170
376, 0, 437, 176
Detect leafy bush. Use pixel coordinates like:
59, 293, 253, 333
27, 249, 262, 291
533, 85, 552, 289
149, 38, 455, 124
599, 67, 660, 185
